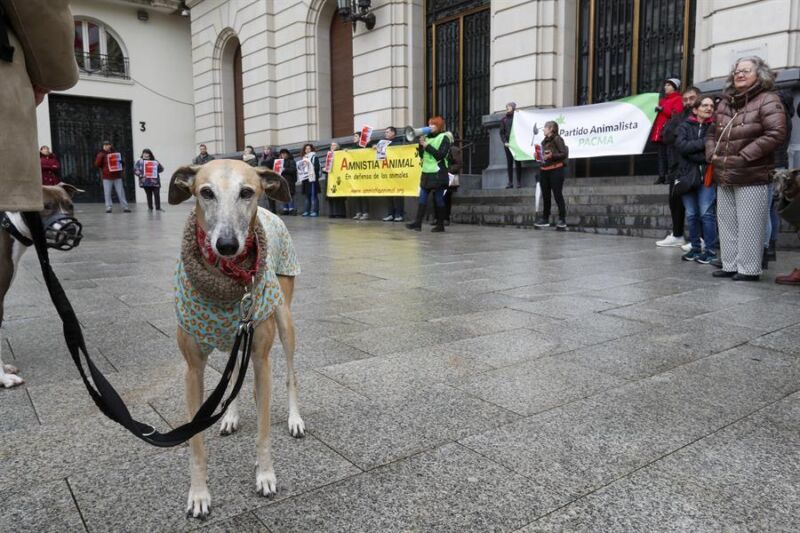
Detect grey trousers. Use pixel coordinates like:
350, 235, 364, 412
103, 178, 129, 210
717, 185, 769, 276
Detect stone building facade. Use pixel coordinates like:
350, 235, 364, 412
187, 0, 799, 182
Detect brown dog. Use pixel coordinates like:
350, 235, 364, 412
168, 160, 303, 519
0, 183, 83, 387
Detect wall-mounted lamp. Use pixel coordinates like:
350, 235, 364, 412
178, 1, 190, 17
336, 0, 376, 31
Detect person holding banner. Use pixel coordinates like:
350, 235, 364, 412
500, 102, 523, 189
706, 56, 786, 282
277, 148, 298, 215
407, 116, 452, 233
95, 140, 130, 213
134, 148, 164, 211
351, 131, 370, 220
534, 122, 569, 229
300, 143, 321, 217
324, 142, 347, 218
380, 127, 405, 222
651, 78, 684, 185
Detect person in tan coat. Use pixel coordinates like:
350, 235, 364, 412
0, 0, 79, 212
705, 56, 787, 281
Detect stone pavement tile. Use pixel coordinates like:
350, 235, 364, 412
0, 386, 39, 432
429, 307, 558, 337
621, 284, 773, 319
560, 317, 763, 380
291, 315, 371, 340
444, 328, 569, 368
749, 323, 800, 355
256, 443, 558, 533
194, 512, 270, 533
0, 480, 86, 533
507, 294, 623, 320
69, 425, 360, 533
599, 304, 687, 325
455, 357, 626, 416
702, 299, 800, 333
304, 382, 520, 470
528, 313, 653, 348
0, 406, 167, 493
268, 335, 374, 371
340, 298, 482, 327
579, 283, 690, 305
333, 321, 468, 357
318, 345, 492, 400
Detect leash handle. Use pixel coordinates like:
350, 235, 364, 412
21, 211, 252, 447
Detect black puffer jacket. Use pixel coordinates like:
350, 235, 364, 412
674, 116, 713, 186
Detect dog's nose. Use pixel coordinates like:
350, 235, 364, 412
215, 237, 240, 257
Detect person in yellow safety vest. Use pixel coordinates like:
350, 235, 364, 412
406, 116, 453, 233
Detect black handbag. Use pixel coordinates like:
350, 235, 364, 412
671, 170, 701, 197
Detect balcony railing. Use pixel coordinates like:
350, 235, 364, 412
74, 51, 130, 80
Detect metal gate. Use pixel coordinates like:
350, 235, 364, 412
48, 95, 135, 203
426, 0, 490, 173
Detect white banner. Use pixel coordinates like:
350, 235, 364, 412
509, 93, 659, 161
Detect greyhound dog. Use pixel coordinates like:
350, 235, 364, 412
168, 159, 303, 519
0, 183, 83, 388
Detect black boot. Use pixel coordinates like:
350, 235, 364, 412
406, 204, 426, 231
431, 205, 445, 232
762, 247, 769, 270
766, 239, 777, 261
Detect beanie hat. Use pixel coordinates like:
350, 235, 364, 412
506, 102, 517, 111
666, 78, 681, 91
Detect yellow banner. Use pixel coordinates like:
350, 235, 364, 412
326, 145, 421, 197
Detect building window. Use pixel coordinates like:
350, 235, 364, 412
73, 19, 129, 79
577, 0, 695, 104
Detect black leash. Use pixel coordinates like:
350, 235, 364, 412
20, 211, 254, 447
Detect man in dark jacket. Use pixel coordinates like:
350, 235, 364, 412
192, 144, 215, 165
499, 102, 522, 188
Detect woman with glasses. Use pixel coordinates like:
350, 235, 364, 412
705, 56, 787, 281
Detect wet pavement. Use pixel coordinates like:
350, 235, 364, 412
1, 203, 799, 532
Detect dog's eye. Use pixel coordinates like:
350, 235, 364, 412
43, 202, 54, 210
200, 188, 215, 200
239, 188, 255, 200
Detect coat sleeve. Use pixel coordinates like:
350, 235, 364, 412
95, 152, 105, 169
705, 115, 720, 162
424, 135, 452, 162
739, 94, 788, 163
548, 136, 569, 163
1, 0, 79, 91
40, 157, 60, 172
674, 123, 706, 161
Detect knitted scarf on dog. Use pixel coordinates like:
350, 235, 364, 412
180, 209, 267, 302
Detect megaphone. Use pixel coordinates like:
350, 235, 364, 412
404, 125, 432, 142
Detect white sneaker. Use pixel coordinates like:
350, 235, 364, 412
681, 242, 692, 252
353, 213, 362, 220
656, 234, 686, 247
359, 213, 369, 220
393, 216, 404, 222
382, 214, 394, 222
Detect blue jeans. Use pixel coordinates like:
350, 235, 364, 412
304, 183, 319, 214
419, 188, 445, 207
681, 185, 717, 252
765, 181, 780, 246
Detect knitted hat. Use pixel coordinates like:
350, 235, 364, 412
506, 102, 517, 110
665, 78, 681, 91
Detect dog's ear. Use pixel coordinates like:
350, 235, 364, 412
254, 167, 291, 203
57, 183, 85, 198
169, 165, 201, 205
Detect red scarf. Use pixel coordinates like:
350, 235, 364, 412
195, 225, 259, 285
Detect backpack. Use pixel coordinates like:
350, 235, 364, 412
447, 143, 462, 174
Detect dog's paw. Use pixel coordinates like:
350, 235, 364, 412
255, 470, 277, 498
185, 486, 211, 520
219, 411, 240, 436
3, 364, 19, 374
0, 373, 24, 388
288, 414, 305, 438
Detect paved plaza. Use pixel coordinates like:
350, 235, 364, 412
1, 204, 799, 533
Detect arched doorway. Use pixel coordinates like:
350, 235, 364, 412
330, 15, 354, 138
221, 36, 244, 152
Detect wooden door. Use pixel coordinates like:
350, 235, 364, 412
233, 42, 245, 151
330, 16, 354, 138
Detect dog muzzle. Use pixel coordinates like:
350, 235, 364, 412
43, 214, 83, 250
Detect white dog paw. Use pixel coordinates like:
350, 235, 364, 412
0, 373, 24, 388
287, 414, 305, 438
3, 364, 19, 374
219, 411, 240, 436
185, 486, 211, 520
255, 470, 277, 498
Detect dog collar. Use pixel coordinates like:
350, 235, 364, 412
195, 224, 260, 285
1, 212, 33, 247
